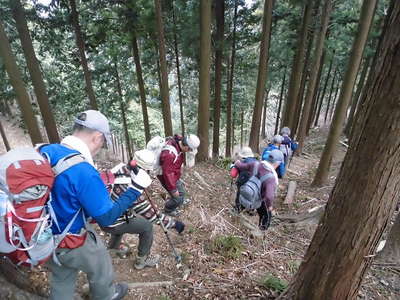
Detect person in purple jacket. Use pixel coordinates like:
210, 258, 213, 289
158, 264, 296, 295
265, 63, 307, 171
233, 149, 283, 230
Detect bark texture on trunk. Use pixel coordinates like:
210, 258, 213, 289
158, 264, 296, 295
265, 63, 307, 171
212, 0, 225, 159
11, 0, 60, 143
197, 0, 212, 161
281, 3, 400, 298
0, 21, 43, 145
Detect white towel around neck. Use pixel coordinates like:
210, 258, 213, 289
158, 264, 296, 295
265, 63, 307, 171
61, 135, 95, 167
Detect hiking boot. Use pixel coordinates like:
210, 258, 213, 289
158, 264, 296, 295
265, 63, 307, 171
134, 254, 161, 270
110, 245, 131, 258
111, 282, 128, 300
183, 198, 191, 205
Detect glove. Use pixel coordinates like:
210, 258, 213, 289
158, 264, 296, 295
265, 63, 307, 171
130, 169, 152, 193
173, 221, 185, 234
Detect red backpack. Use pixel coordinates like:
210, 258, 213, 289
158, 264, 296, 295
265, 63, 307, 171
0, 147, 84, 267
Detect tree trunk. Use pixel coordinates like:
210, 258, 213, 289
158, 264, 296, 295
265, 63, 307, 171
297, 0, 332, 154
329, 83, 340, 120
131, 33, 151, 143
314, 52, 334, 126
0, 119, 10, 151
154, 0, 173, 137
280, 3, 400, 297
307, 50, 326, 134
274, 66, 287, 135
114, 62, 132, 159
240, 110, 244, 148
0, 21, 43, 145
212, 0, 225, 159
249, 0, 274, 153
11, 0, 60, 143
343, 55, 371, 137
292, 32, 314, 138
197, 0, 212, 161
324, 68, 337, 123
225, 1, 238, 158
281, 0, 313, 130
172, 1, 185, 136
261, 89, 270, 140
68, 0, 98, 110
312, 0, 378, 186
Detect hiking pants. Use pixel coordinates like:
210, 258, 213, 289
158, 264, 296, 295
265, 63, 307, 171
164, 180, 185, 213
103, 215, 154, 257
47, 225, 115, 300
257, 204, 272, 230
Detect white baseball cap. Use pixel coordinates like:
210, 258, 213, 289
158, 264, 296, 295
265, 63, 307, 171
74, 110, 112, 145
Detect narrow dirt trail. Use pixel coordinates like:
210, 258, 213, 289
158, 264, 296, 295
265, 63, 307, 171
0, 121, 398, 299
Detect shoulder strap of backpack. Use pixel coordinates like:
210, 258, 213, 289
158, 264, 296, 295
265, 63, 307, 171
259, 171, 274, 182
52, 153, 86, 176
162, 144, 180, 164
252, 161, 260, 177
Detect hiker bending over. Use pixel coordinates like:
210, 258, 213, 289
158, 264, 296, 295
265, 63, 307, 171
232, 149, 282, 230
157, 134, 200, 217
261, 135, 285, 178
230, 147, 258, 213
40, 110, 152, 300
100, 149, 185, 269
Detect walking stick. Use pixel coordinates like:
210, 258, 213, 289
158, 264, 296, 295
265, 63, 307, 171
144, 190, 182, 263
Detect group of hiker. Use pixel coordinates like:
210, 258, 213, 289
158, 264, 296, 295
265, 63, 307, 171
230, 127, 297, 231
0, 109, 297, 300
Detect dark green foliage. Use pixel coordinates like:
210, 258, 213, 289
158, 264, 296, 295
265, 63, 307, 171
260, 273, 288, 293
208, 235, 244, 259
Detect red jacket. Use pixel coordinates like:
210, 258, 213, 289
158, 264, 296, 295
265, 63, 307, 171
157, 137, 184, 193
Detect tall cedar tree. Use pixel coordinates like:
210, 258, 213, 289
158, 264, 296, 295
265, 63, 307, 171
212, 0, 225, 159
154, 0, 173, 136
297, 0, 332, 154
225, 0, 238, 158
281, 0, 313, 130
0, 21, 43, 145
312, 0, 378, 186
274, 66, 287, 135
343, 56, 371, 136
197, 0, 212, 161
114, 62, 132, 158
131, 32, 151, 143
68, 0, 98, 110
249, 0, 274, 153
279, 2, 400, 297
172, 1, 185, 136
11, 0, 60, 143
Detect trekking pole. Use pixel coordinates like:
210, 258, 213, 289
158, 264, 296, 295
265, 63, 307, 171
127, 161, 182, 263
143, 189, 182, 263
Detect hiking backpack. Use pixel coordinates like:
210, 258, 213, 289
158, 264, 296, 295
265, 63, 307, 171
0, 147, 85, 267
146, 136, 179, 175
238, 162, 274, 210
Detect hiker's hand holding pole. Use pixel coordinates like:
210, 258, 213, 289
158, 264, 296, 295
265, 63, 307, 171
128, 161, 152, 193
171, 190, 179, 198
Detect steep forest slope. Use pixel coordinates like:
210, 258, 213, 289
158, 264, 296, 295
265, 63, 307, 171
0, 120, 398, 300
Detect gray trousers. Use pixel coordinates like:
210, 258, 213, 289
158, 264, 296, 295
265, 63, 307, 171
47, 226, 115, 300
103, 215, 153, 257
164, 180, 185, 213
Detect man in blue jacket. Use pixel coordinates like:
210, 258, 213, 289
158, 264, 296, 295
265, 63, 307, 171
262, 135, 285, 178
40, 110, 151, 300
